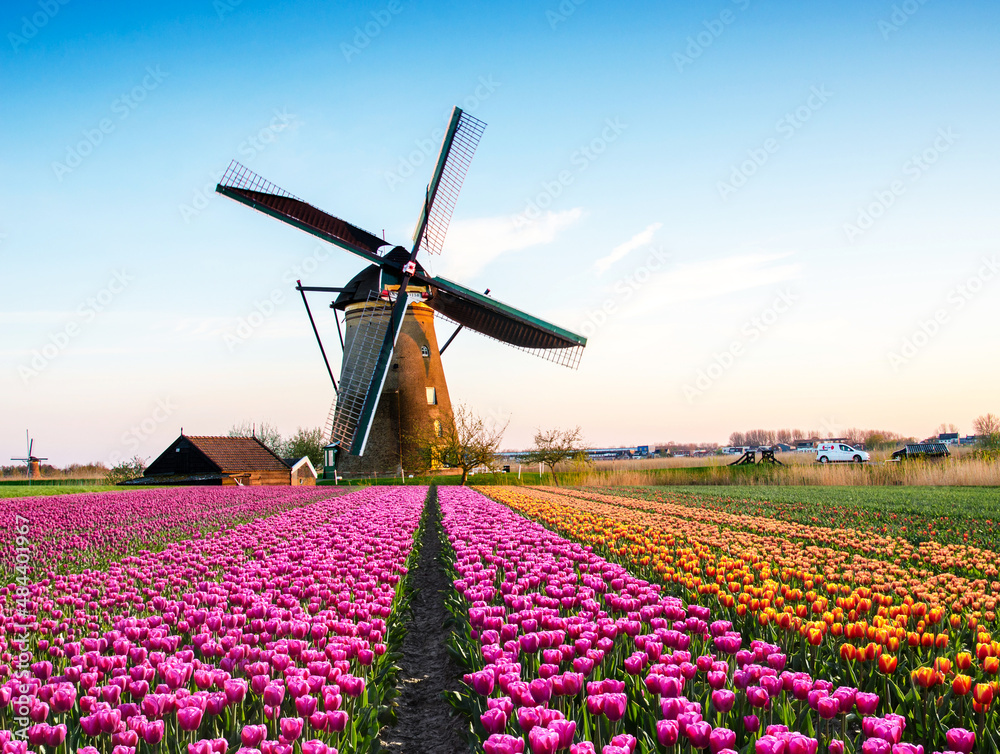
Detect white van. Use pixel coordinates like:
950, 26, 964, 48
816, 443, 870, 463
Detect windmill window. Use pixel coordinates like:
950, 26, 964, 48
426, 387, 437, 405
421, 345, 429, 358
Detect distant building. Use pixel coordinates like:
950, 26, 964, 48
938, 433, 960, 445
132, 434, 296, 486
283, 456, 318, 486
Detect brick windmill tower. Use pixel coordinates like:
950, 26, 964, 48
216, 107, 586, 476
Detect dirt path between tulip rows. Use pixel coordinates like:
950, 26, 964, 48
379, 493, 469, 754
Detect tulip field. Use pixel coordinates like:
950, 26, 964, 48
1, 486, 425, 754
451, 486, 998, 754
2, 483, 998, 754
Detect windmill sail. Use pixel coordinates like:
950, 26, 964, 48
412, 107, 486, 256
418, 273, 587, 369
329, 290, 393, 455
216, 162, 390, 265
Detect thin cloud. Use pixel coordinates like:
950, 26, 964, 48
594, 222, 663, 274
435, 208, 584, 279
626, 252, 801, 314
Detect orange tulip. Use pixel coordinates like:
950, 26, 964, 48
878, 654, 898, 674
841, 644, 857, 661
973, 683, 994, 707
956, 652, 973, 671
952, 674, 972, 696
934, 657, 952, 675
912, 666, 942, 689
984, 656, 1000, 675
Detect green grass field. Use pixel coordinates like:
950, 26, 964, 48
667, 483, 1000, 518
0, 485, 125, 498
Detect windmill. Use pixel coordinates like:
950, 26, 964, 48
215, 107, 586, 475
11, 430, 47, 485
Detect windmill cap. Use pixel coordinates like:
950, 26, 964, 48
333, 247, 427, 310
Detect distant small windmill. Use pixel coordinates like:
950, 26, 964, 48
216, 107, 587, 474
11, 431, 47, 485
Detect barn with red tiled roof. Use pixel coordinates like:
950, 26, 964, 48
138, 434, 293, 486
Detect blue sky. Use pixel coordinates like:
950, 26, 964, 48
2, 0, 998, 464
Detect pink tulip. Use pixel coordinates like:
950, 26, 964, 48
787, 734, 819, 754
482, 707, 508, 735
687, 721, 713, 750
45, 724, 68, 747
756, 735, 786, 754
657, 720, 680, 746
279, 716, 303, 741
517, 705, 544, 734
326, 710, 349, 732
601, 693, 628, 722
263, 684, 285, 707
468, 670, 495, 696
549, 718, 577, 749
295, 695, 318, 717
242, 725, 268, 748
530, 678, 553, 705
855, 692, 879, 715
177, 706, 204, 731
710, 728, 737, 754
712, 689, 736, 714
51, 685, 77, 712
609, 734, 636, 753
529, 727, 561, 754
484, 733, 526, 754
142, 720, 165, 745
817, 696, 840, 720
945, 729, 975, 754
225, 679, 248, 704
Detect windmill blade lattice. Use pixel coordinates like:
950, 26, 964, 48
216, 161, 390, 264
429, 303, 585, 370
415, 273, 586, 368
328, 291, 393, 452
414, 109, 487, 256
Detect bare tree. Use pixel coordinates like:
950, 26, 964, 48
417, 404, 509, 485
844, 427, 867, 446
524, 426, 584, 486
744, 429, 775, 447
229, 420, 284, 455
729, 431, 746, 447
935, 423, 959, 436
974, 413, 1000, 438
